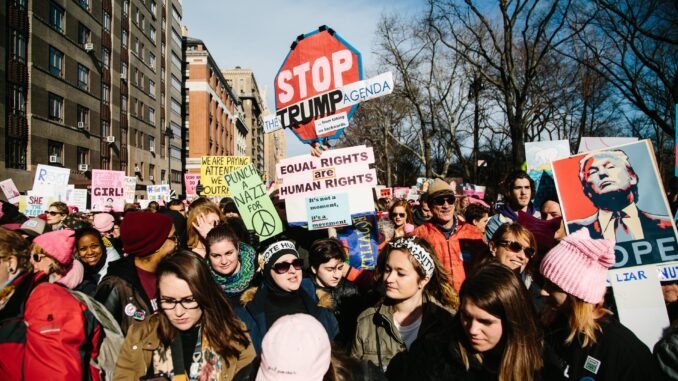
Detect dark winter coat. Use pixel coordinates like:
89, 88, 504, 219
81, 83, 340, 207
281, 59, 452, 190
315, 277, 365, 350
94, 256, 155, 335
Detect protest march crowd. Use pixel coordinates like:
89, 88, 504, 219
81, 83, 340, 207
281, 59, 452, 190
1, 158, 677, 381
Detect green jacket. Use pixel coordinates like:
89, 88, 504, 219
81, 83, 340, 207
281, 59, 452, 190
351, 300, 456, 371
114, 315, 255, 381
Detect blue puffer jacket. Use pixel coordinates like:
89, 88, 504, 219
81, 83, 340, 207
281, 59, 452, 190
236, 278, 338, 354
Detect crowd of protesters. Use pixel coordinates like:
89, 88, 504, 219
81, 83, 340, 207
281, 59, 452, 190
0, 169, 676, 380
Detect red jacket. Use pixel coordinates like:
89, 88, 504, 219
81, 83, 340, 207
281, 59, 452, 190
0, 272, 100, 381
413, 221, 485, 291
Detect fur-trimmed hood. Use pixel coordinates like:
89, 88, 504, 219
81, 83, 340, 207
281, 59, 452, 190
239, 278, 333, 309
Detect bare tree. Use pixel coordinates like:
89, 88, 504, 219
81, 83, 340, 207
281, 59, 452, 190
428, 0, 587, 166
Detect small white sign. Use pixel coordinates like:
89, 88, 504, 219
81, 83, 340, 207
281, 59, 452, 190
0, 179, 21, 203
263, 114, 282, 134
315, 112, 349, 136
340, 71, 394, 108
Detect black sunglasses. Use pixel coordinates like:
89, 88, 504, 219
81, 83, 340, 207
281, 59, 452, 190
392, 213, 406, 218
272, 258, 303, 274
45, 211, 64, 216
432, 196, 455, 206
497, 240, 536, 258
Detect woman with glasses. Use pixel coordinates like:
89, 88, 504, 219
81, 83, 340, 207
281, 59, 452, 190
238, 240, 338, 354
205, 223, 259, 306
487, 222, 537, 277
114, 250, 255, 380
0, 228, 104, 380
29, 229, 96, 295
45, 201, 69, 231
75, 227, 120, 284
351, 237, 459, 372
387, 262, 543, 381
389, 199, 415, 238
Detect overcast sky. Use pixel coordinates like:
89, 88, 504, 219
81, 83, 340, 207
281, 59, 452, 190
182, 0, 422, 157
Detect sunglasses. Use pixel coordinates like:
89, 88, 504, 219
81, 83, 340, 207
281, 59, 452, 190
392, 213, 406, 218
432, 196, 455, 206
497, 240, 536, 258
45, 211, 64, 216
31, 253, 45, 263
272, 258, 303, 274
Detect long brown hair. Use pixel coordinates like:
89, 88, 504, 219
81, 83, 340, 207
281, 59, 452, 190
186, 201, 223, 249
156, 250, 250, 363
0, 228, 32, 272
389, 199, 414, 225
377, 237, 459, 311
457, 262, 542, 381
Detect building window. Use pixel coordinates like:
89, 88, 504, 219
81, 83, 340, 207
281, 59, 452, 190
141, 15, 145, 31
10, 84, 26, 115
50, 2, 64, 33
171, 170, 182, 183
101, 48, 110, 69
171, 52, 181, 69
161, 17, 166, 32
149, 80, 156, 97
6, 137, 26, 169
49, 46, 63, 77
132, 98, 138, 115
171, 28, 181, 46
123, 0, 129, 16
101, 157, 109, 170
172, 6, 181, 23
171, 98, 181, 115
78, 23, 90, 45
170, 121, 182, 139
121, 95, 128, 112
150, 26, 156, 42
103, 11, 111, 32
161, 169, 166, 182
148, 107, 155, 124
77, 147, 90, 166
134, 37, 140, 54
150, 0, 157, 16
48, 140, 64, 164
149, 164, 155, 180
170, 146, 182, 160
171, 75, 181, 91
121, 62, 128, 79
14, 0, 27, 11
148, 52, 156, 69
135, 7, 140, 24
77, 105, 89, 129
11, 30, 27, 62
149, 136, 155, 152
77, 64, 89, 90
121, 29, 128, 48
101, 120, 110, 137
78, 0, 90, 11
48, 92, 64, 122
101, 84, 110, 104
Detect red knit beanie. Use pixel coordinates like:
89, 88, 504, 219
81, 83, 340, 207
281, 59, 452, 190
120, 212, 173, 257
33, 229, 76, 266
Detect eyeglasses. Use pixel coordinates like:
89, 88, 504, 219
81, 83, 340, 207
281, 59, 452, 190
159, 296, 200, 310
392, 213, 406, 218
45, 211, 64, 216
31, 253, 45, 263
432, 196, 455, 206
272, 258, 303, 274
497, 240, 536, 258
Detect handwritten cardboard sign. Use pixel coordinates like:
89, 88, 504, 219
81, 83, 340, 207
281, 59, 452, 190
91, 170, 125, 212
224, 164, 282, 241
0, 179, 20, 203
185, 173, 200, 196
123, 177, 137, 204
200, 156, 250, 196
33, 164, 70, 189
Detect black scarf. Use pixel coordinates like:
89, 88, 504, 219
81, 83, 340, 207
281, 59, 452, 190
262, 272, 308, 330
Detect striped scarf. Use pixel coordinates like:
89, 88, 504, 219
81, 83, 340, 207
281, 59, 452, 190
208, 243, 256, 297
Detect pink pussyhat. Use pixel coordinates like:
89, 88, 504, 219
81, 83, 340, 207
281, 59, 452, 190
540, 228, 615, 304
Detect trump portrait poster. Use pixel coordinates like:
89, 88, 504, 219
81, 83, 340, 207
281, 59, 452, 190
552, 139, 678, 269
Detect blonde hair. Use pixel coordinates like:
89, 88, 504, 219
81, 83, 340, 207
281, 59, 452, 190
564, 295, 611, 347
186, 201, 223, 249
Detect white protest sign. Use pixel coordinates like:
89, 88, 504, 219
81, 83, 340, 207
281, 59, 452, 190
578, 137, 638, 153
33, 164, 70, 188
0, 179, 21, 203
66, 188, 88, 211
124, 177, 137, 204
263, 114, 283, 134
609, 265, 670, 349
286, 187, 374, 226
306, 193, 352, 230
314, 112, 349, 136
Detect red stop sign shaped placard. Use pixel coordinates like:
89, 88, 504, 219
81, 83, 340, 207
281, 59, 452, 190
274, 26, 363, 144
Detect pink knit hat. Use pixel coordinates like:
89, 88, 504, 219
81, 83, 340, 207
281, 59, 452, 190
257, 314, 331, 381
93, 213, 115, 233
33, 229, 76, 266
540, 228, 615, 304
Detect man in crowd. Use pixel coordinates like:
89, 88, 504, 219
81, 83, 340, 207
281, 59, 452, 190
413, 179, 484, 291
485, 171, 541, 241
568, 150, 673, 242
540, 196, 562, 220
95, 211, 177, 334
412, 193, 433, 226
